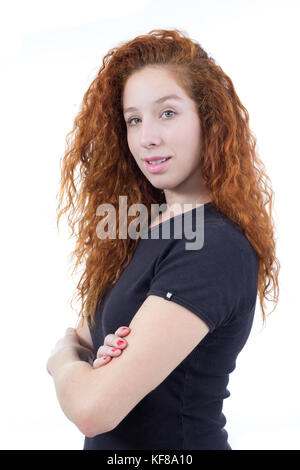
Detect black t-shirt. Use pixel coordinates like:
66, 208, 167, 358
84, 202, 259, 450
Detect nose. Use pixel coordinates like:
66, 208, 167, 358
139, 119, 163, 148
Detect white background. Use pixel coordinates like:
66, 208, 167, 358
0, 0, 299, 450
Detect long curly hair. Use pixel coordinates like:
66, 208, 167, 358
56, 28, 280, 328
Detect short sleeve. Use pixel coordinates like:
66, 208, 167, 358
146, 226, 247, 332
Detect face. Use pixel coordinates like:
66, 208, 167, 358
122, 66, 209, 208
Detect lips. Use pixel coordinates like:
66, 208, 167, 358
144, 156, 172, 173
143, 156, 171, 162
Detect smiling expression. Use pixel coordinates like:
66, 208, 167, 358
122, 65, 205, 193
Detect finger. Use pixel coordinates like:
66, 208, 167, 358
65, 327, 76, 335
96, 345, 121, 358
115, 326, 131, 336
104, 334, 127, 349
93, 355, 111, 368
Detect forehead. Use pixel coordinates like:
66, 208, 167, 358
122, 66, 188, 109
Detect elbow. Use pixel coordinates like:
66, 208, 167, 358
77, 416, 97, 439
76, 404, 114, 438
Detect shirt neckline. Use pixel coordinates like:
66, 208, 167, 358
147, 202, 213, 232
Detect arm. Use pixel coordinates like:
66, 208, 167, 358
49, 352, 96, 436
48, 297, 209, 438
47, 325, 111, 437
79, 294, 209, 437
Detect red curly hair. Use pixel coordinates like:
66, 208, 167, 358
56, 28, 280, 328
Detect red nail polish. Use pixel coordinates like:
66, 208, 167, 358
117, 340, 124, 346
111, 348, 119, 352
103, 356, 109, 360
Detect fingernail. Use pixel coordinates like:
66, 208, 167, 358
117, 340, 125, 346
103, 355, 109, 360
111, 348, 119, 352
121, 327, 129, 332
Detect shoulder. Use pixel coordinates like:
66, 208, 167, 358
202, 216, 258, 262
169, 216, 253, 265
153, 216, 254, 279
205, 218, 259, 308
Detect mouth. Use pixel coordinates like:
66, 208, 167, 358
144, 157, 172, 174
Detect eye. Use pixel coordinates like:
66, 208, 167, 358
126, 110, 176, 127
127, 117, 140, 126
161, 110, 175, 119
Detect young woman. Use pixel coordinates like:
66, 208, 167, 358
47, 29, 280, 450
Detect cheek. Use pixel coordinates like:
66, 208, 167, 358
127, 133, 138, 158
127, 136, 144, 170
170, 117, 198, 146
180, 120, 202, 152
172, 123, 202, 167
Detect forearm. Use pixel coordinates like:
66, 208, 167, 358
48, 329, 110, 437
50, 350, 95, 436
48, 342, 98, 435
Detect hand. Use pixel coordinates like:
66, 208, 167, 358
46, 327, 95, 376
92, 326, 131, 368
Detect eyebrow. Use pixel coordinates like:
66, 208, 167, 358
123, 94, 183, 114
